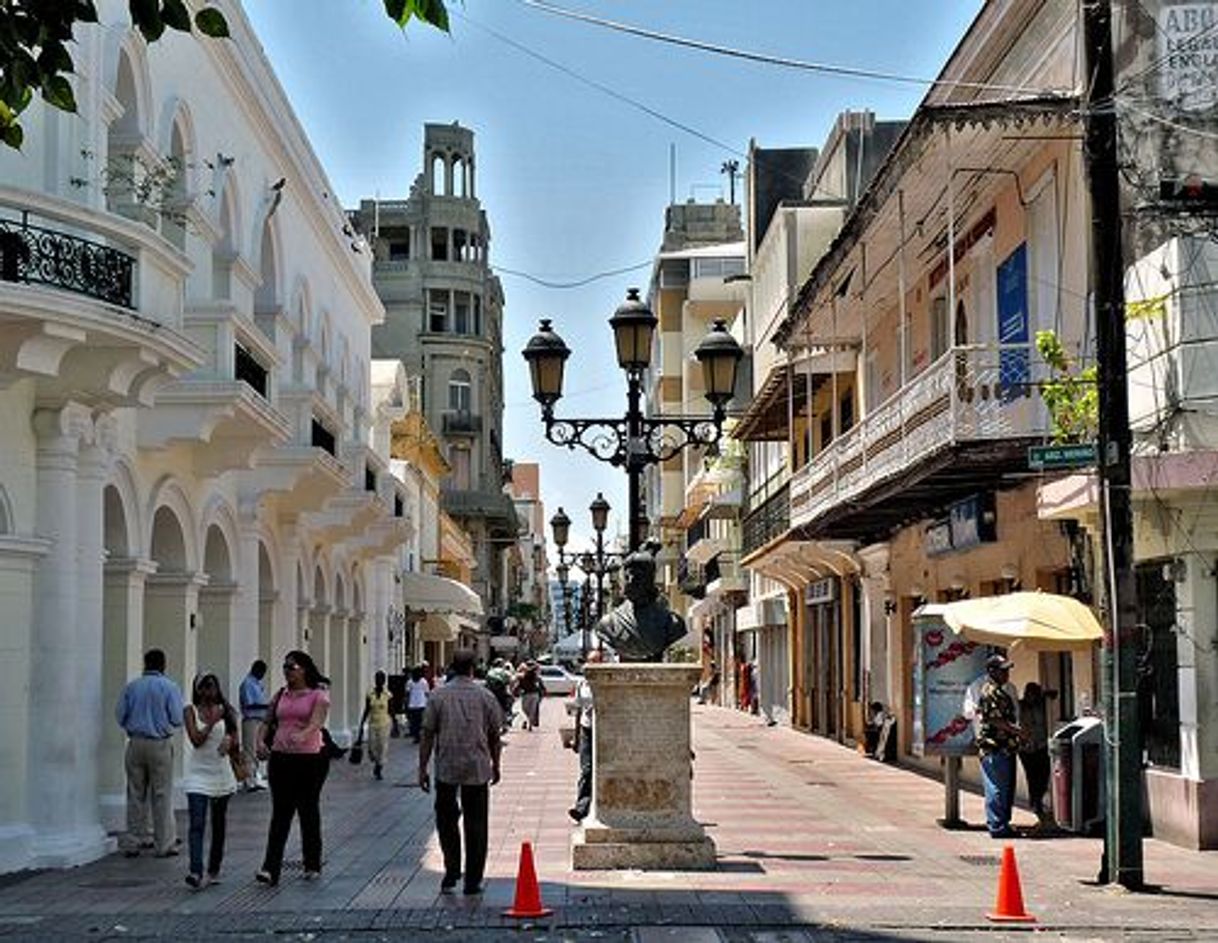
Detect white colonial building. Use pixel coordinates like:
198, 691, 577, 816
0, 1, 414, 872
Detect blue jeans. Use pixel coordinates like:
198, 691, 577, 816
186, 792, 230, 877
981, 751, 1016, 836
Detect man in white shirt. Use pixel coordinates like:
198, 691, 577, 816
568, 650, 607, 823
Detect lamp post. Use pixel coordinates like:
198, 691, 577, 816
551, 496, 627, 659
524, 288, 744, 552
555, 561, 572, 641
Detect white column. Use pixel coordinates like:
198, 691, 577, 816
100, 557, 155, 831
75, 438, 109, 840
230, 513, 262, 690
29, 404, 109, 865
328, 609, 347, 735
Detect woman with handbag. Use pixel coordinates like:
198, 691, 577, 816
181, 672, 240, 889
254, 650, 330, 886
357, 671, 392, 780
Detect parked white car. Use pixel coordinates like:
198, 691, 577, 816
538, 664, 580, 696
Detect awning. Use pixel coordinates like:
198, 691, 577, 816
417, 613, 460, 642
401, 571, 483, 616
920, 591, 1102, 653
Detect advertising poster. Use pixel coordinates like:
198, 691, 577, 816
912, 610, 992, 756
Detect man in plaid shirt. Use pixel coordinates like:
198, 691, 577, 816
418, 649, 503, 895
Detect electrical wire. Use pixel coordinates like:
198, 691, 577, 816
492, 259, 651, 289
516, 0, 1073, 98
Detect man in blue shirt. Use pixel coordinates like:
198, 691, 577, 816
238, 659, 269, 791
115, 649, 184, 857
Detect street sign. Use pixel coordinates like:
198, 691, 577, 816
1028, 443, 1097, 470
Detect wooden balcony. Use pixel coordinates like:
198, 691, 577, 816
790, 343, 1047, 537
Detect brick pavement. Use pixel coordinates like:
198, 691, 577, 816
0, 698, 1214, 941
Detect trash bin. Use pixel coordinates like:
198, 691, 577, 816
1050, 716, 1106, 834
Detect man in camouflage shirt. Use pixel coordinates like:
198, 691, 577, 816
974, 654, 1023, 838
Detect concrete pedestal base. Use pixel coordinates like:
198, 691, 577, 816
571, 663, 716, 870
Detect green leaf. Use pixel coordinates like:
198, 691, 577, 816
1, 121, 24, 150
384, 0, 411, 25
412, 0, 450, 31
194, 8, 229, 38
161, 0, 191, 32
41, 74, 77, 112
129, 0, 165, 42
36, 40, 74, 75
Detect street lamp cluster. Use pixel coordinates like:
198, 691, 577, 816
524, 288, 744, 552
550, 493, 625, 658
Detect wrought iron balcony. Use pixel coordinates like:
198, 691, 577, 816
789, 343, 1047, 530
742, 483, 789, 557
442, 410, 483, 436
0, 210, 134, 308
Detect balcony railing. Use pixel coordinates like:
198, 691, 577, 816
442, 410, 483, 436
742, 483, 789, 557
0, 210, 134, 308
790, 343, 1047, 528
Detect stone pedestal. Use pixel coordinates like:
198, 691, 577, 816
572, 663, 716, 870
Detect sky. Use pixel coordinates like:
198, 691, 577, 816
242, 0, 983, 560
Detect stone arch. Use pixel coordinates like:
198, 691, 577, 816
198, 495, 240, 574
145, 479, 198, 573
106, 39, 154, 220
254, 210, 283, 314
453, 156, 466, 197
213, 175, 244, 299
106, 35, 152, 140
448, 367, 472, 412
431, 152, 446, 194
158, 98, 196, 251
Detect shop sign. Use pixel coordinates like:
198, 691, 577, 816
805, 578, 835, 605
926, 493, 996, 557
1157, 3, 1218, 112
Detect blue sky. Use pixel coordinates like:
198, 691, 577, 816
243, 0, 983, 558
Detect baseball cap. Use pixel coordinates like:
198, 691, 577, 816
986, 654, 1014, 671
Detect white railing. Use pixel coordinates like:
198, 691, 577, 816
789, 344, 1047, 528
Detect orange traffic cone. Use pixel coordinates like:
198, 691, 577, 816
503, 841, 553, 918
987, 843, 1036, 923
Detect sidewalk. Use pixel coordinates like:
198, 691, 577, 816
0, 698, 1214, 941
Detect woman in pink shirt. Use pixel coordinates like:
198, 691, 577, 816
254, 650, 330, 885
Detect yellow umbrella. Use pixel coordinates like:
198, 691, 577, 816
937, 591, 1103, 652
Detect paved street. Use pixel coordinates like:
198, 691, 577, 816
0, 699, 1214, 941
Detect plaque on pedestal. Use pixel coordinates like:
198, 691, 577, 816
572, 663, 716, 870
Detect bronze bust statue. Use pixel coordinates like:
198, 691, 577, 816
595, 542, 685, 662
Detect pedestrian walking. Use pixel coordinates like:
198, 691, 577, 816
255, 650, 330, 886
1018, 682, 1054, 822
238, 659, 269, 791
405, 666, 429, 743
182, 672, 239, 888
568, 649, 603, 823
358, 671, 393, 780
516, 660, 544, 730
418, 649, 503, 896
964, 654, 1023, 839
115, 648, 184, 858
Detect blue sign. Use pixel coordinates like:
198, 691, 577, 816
997, 243, 1029, 403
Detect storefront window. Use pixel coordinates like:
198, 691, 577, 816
1136, 561, 1181, 769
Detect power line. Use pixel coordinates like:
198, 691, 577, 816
493, 259, 651, 289
517, 0, 1073, 98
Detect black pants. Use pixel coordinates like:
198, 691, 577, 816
407, 708, 424, 742
262, 751, 327, 878
572, 728, 593, 819
1020, 748, 1051, 815
434, 780, 489, 889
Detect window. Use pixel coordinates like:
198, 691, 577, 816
388, 239, 410, 261
453, 229, 467, 261
820, 413, 833, 449
311, 418, 336, 457
448, 369, 472, 412
429, 290, 448, 333
454, 292, 470, 335
1136, 561, 1181, 769
234, 342, 268, 399
364, 466, 377, 492
839, 393, 854, 434
431, 227, 448, 261
931, 296, 949, 361
473, 295, 482, 335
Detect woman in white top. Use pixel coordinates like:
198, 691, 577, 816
182, 672, 239, 888
405, 666, 429, 743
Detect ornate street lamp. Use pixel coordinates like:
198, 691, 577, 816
524, 288, 743, 551
589, 492, 611, 534
550, 506, 571, 550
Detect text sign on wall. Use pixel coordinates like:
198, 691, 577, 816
1157, 3, 1218, 112
997, 243, 1029, 403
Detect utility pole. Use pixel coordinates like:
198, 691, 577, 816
1082, 0, 1143, 889
721, 159, 740, 205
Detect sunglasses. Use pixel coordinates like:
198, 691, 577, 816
283, 663, 301, 672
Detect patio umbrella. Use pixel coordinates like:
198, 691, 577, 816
937, 591, 1103, 652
